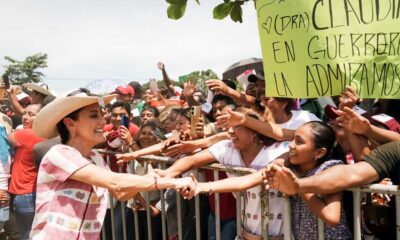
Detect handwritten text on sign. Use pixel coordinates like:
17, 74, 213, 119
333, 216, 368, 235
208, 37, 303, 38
256, 0, 400, 98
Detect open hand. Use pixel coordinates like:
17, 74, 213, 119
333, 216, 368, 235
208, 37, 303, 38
337, 107, 371, 135
263, 163, 300, 195
216, 109, 245, 129
206, 79, 229, 95
116, 152, 138, 164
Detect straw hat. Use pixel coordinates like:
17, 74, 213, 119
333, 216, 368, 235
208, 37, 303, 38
33, 93, 115, 139
23, 82, 54, 97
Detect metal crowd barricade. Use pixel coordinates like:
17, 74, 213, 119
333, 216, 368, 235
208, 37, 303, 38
98, 150, 400, 240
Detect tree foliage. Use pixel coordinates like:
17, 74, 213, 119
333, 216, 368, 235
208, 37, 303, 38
3, 53, 48, 85
166, 0, 250, 23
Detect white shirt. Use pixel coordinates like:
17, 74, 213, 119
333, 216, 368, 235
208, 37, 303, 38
208, 140, 289, 236
277, 110, 320, 130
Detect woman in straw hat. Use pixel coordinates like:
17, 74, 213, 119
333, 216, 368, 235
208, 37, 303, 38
29, 88, 194, 239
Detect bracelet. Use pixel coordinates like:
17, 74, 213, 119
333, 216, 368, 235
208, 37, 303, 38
207, 182, 213, 195
154, 176, 158, 191
129, 141, 136, 148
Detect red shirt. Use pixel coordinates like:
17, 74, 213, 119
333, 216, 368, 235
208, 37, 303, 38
9, 129, 44, 194
103, 123, 139, 173
206, 170, 237, 220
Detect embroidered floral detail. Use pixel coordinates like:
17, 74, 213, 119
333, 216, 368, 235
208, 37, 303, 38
277, 213, 283, 220
269, 213, 274, 220
69, 222, 79, 230
94, 222, 101, 229
63, 190, 73, 195
253, 214, 258, 220
83, 222, 92, 230
75, 191, 86, 200
251, 193, 257, 199
56, 217, 65, 225
246, 213, 251, 218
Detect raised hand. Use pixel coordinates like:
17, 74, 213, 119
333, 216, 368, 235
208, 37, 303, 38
338, 86, 359, 111
120, 126, 134, 147
337, 107, 371, 135
206, 79, 229, 95
183, 80, 196, 98
157, 62, 165, 71
263, 163, 300, 195
216, 109, 245, 129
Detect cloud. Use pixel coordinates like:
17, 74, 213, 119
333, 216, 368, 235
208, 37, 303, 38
0, 0, 261, 93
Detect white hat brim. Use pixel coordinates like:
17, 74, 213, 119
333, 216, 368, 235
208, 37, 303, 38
23, 83, 53, 96
33, 94, 115, 139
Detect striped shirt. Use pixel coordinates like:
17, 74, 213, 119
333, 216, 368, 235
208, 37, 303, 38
30, 144, 109, 240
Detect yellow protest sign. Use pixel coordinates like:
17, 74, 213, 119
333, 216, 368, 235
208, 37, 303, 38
256, 0, 400, 98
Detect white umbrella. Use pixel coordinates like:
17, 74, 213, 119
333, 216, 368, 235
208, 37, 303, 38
222, 58, 263, 80
85, 78, 128, 95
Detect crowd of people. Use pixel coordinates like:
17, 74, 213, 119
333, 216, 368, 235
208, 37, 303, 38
0, 61, 399, 240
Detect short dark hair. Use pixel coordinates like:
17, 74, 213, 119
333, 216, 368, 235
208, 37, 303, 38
141, 106, 159, 118
110, 102, 132, 116
212, 94, 235, 106
128, 81, 142, 96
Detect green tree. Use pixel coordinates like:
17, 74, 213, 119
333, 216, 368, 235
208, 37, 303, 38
184, 69, 218, 92
166, 0, 251, 23
3, 53, 48, 85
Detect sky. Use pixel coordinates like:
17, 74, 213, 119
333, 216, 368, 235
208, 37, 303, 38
0, 0, 262, 94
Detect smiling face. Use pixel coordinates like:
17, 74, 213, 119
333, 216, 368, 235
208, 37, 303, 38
22, 104, 41, 129
143, 89, 155, 103
110, 106, 130, 129
227, 125, 256, 151
163, 111, 178, 133
288, 124, 326, 170
141, 109, 155, 125
175, 114, 190, 132
138, 125, 158, 148
65, 104, 106, 147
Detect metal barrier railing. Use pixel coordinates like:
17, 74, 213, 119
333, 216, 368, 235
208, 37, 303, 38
98, 150, 400, 240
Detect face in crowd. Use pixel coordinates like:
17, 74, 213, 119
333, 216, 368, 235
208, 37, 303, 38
65, 104, 107, 147
138, 125, 159, 148
22, 104, 42, 129
227, 125, 259, 151
143, 89, 155, 104
289, 122, 333, 171
110, 106, 130, 129
141, 109, 155, 125
163, 110, 178, 133
175, 114, 190, 133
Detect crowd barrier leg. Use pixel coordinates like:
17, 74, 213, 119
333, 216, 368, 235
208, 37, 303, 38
160, 163, 167, 240
177, 188, 183, 240
214, 170, 221, 240
283, 197, 291, 240
317, 219, 324, 240
352, 190, 361, 240
396, 195, 400, 240
194, 170, 201, 240
260, 189, 268, 240
236, 192, 242, 239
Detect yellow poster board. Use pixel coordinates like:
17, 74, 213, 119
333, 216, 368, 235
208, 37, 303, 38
256, 0, 400, 98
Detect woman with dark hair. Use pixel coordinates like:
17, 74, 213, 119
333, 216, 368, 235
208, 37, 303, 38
29, 90, 194, 239
187, 121, 352, 240
152, 110, 288, 240
7, 104, 44, 239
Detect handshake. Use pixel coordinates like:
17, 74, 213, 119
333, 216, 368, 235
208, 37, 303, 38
153, 170, 204, 200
